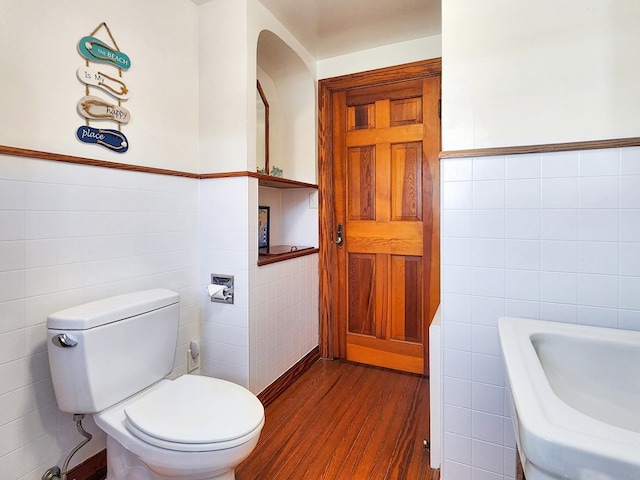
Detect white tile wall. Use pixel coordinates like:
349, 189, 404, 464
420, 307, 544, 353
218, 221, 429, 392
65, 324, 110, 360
0, 155, 200, 479
199, 177, 320, 395
1, 160, 320, 478
199, 177, 251, 387
249, 254, 319, 394
440, 146, 640, 479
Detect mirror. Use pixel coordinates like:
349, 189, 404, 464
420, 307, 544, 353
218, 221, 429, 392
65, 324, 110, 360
256, 80, 269, 175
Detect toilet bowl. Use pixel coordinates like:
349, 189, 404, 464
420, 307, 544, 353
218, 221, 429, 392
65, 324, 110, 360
45, 289, 264, 480
95, 375, 264, 480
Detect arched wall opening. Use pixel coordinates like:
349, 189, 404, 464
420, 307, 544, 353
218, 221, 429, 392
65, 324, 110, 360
256, 30, 316, 184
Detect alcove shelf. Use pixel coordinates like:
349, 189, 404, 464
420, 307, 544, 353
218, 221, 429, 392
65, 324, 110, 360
256, 173, 318, 266
201, 171, 317, 189
258, 245, 319, 266
252, 172, 318, 190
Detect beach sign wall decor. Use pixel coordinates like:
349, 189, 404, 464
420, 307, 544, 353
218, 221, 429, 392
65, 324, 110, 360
77, 66, 129, 100
76, 23, 130, 153
78, 36, 131, 70
77, 96, 130, 123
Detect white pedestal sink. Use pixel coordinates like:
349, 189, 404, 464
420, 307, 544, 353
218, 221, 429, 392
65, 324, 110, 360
498, 317, 640, 480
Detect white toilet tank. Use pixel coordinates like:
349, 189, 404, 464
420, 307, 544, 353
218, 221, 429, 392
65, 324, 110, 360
47, 289, 180, 414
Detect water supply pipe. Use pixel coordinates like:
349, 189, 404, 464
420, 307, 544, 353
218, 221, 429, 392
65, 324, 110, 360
42, 414, 93, 480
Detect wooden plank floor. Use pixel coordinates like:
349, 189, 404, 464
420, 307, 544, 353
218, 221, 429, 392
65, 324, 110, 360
236, 359, 440, 480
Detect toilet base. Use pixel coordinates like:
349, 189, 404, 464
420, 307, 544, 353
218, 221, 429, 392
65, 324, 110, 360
105, 437, 237, 480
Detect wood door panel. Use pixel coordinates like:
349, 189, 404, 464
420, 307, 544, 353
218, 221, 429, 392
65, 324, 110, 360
347, 146, 375, 220
391, 142, 422, 221
347, 253, 376, 336
390, 255, 423, 343
347, 104, 375, 131
390, 97, 423, 126
346, 222, 423, 255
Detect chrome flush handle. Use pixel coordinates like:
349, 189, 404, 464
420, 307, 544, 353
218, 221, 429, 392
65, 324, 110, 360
52, 333, 78, 348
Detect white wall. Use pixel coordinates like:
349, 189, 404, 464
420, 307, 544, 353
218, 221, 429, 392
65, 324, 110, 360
440, 2, 640, 479
0, 155, 200, 479
0, 1, 201, 477
257, 57, 316, 183
249, 253, 319, 394
255, 14, 317, 184
198, 0, 317, 176
317, 35, 442, 80
199, 176, 251, 386
198, 0, 249, 173
196, 0, 320, 395
258, 186, 319, 248
440, 146, 640, 479
1, 0, 440, 477
280, 188, 319, 247
248, 0, 320, 391
198, 176, 320, 393
442, 1, 640, 151
0, 0, 200, 172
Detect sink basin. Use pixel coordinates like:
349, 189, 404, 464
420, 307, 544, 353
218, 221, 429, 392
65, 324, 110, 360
498, 317, 640, 480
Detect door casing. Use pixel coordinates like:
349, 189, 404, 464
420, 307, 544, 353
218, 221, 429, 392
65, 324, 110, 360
318, 59, 442, 374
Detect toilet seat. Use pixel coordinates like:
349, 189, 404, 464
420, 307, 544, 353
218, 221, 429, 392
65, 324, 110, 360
123, 375, 264, 452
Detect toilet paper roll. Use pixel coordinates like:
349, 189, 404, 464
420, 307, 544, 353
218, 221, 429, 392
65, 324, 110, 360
207, 284, 228, 300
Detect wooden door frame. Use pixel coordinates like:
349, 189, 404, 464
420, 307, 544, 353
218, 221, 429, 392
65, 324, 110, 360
318, 58, 442, 374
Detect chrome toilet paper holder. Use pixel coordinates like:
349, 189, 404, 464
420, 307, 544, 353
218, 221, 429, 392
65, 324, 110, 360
209, 274, 234, 304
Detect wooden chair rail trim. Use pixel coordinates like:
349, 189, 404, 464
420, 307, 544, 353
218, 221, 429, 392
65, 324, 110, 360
0, 144, 199, 178
11, 136, 639, 182
0, 145, 318, 189
440, 136, 640, 159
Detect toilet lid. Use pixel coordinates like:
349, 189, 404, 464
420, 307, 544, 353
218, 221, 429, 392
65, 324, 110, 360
124, 375, 264, 446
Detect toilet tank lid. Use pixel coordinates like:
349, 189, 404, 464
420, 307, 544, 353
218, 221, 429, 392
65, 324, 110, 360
47, 289, 179, 330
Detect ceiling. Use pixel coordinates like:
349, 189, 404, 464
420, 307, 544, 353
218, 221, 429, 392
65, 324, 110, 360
257, 0, 441, 60
192, 0, 441, 60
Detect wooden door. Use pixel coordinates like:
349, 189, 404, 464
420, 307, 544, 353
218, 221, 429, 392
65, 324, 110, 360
330, 74, 440, 375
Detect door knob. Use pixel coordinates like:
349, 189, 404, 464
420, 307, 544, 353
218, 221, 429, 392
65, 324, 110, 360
335, 223, 344, 247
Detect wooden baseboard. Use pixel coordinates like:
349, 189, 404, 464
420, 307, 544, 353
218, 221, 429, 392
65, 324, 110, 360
67, 349, 320, 479
257, 346, 321, 407
516, 449, 525, 480
67, 449, 106, 480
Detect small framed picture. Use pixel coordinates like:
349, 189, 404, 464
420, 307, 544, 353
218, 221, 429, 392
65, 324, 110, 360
258, 206, 270, 248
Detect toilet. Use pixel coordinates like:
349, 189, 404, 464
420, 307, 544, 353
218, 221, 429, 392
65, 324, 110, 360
46, 289, 264, 480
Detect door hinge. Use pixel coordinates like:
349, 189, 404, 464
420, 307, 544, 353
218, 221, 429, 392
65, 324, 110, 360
438, 99, 441, 120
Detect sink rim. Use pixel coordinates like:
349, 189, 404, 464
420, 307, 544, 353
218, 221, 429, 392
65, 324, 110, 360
498, 317, 640, 479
